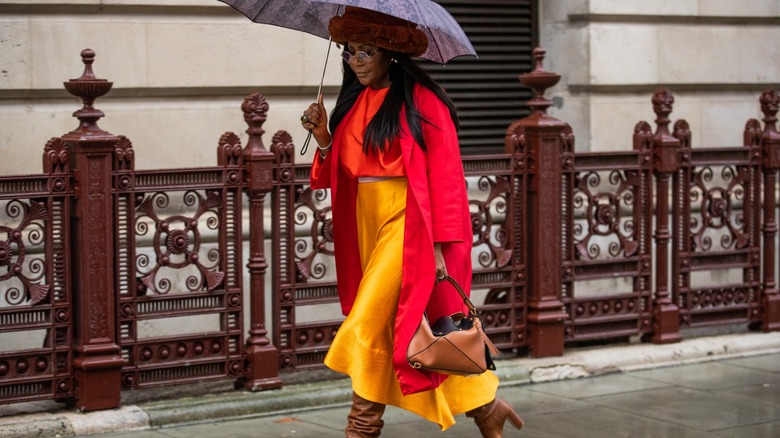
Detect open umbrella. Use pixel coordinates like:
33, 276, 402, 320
218, 0, 477, 152
218, 0, 477, 64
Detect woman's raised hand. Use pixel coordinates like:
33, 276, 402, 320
300, 94, 331, 149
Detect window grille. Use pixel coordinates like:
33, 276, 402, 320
425, 0, 538, 154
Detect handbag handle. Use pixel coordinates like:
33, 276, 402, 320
437, 275, 500, 357
439, 275, 478, 317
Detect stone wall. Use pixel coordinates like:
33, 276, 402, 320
540, 0, 780, 152
2, 0, 779, 166
0, 0, 342, 175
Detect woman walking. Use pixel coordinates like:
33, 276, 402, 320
300, 7, 523, 437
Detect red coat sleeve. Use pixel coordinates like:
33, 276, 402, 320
417, 88, 468, 243
310, 150, 332, 189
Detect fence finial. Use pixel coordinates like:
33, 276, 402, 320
652, 88, 675, 137
519, 47, 560, 115
241, 93, 269, 155
760, 89, 780, 171
63, 49, 113, 133
760, 89, 779, 128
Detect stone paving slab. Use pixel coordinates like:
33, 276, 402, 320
589, 385, 780, 432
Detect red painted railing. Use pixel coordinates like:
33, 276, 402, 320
0, 48, 777, 410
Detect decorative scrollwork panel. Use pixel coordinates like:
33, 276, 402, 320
116, 157, 246, 389
134, 190, 225, 295
293, 187, 335, 282
689, 165, 750, 252
573, 170, 640, 260
0, 200, 50, 306
0, 185, 73, 405
468, 176, 513, 269
675, 139, 762, 328
563, 151, 653, 342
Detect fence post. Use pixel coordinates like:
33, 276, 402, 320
240, 93, 283, 390
61, 49, 125, 410
759, 89, 780, 331
513, 48, 568, 357
649, 89, 682, 343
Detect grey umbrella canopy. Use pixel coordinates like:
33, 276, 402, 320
219, 0, 477, 154
219, 0, 477, 64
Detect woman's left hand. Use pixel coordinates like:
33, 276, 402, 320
434, 243, 447, 281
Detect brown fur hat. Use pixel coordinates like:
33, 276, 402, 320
329, 6, 428, 57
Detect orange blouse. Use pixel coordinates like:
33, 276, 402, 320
340, 87, 405, 178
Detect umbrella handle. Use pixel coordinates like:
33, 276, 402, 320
300, 131, 314, 155
300, 37, 333, 156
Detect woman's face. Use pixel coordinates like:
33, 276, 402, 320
345, 42, 392, 89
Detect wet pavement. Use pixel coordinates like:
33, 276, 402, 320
86, 353, 780, 438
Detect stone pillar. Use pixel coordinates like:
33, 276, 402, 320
62, 49, 125, 410
649, 89, 682, 344
512, 48, 569, 357
759, 89, 780, 331
240, 93, 283, 390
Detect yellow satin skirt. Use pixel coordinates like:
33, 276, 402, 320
323, 177, 498, 431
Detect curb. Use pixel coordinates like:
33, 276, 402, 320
1, 331, 778, 437
515, 331, 780, 383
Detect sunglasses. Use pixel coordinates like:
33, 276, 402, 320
341, 49, 379, 64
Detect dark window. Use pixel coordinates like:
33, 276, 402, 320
424, 0, 538, 154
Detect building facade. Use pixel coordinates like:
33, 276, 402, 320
2, 1, 779, 175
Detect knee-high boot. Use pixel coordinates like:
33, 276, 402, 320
466, 398, 524, 437
345, 392, 386, 437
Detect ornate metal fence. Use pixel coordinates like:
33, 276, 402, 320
114, 135, 247, 391
0, 140, 75, 405
671, 107, 762, 327
0, 47, 778, 411
562, 146, 654, 342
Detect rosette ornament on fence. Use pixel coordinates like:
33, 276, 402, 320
1, 201, 50, 305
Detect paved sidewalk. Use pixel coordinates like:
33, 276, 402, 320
2, 331, 779, 437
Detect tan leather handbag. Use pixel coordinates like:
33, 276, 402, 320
407, 275, 499, 376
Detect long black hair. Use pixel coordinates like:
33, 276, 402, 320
328, 50, 459, 155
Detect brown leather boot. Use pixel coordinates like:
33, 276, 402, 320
466, 398, 524, 437
345, 392, 386, 437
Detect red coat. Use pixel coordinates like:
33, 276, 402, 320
310, 84, 473, 396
